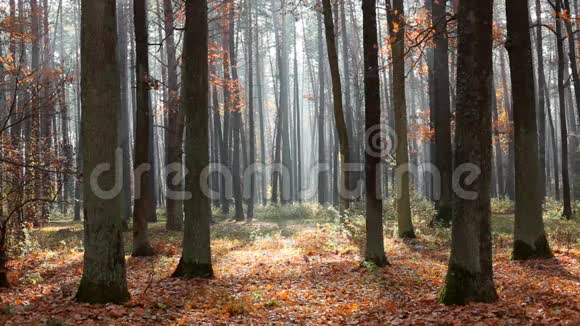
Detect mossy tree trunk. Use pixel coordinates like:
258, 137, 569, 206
440, 0, 498, 305
77, 0, 130, 304
171, 0, 213, 279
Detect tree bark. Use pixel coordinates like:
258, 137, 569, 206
131, 0, 155, 257
77, 0, 130, 304
555, 1, 573, 219
317, 14, 329, 205
172, 0, 213, 278
505, 0, 553, 260
322, 0, 352, 213
387, 0, 415, 239
440, 0, 498, 305
431, 0, 453, 225
163, 0, 184, 231
363, 0, 388, 267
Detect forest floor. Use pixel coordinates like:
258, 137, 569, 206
0, 205, 579, 325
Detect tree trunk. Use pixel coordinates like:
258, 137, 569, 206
431, 0, 453, 225
171, 0, 213, 278
505, 0, 553, 260
535, 0, 548, 198
77, 0, 130, 304
163, 0, 183, 231
246, 0, 256, 220
228, 5, 244, 221
131, 0, 155, 257
322, 0, 352, 213
363, 0, 388, 267
440, 0, 498, 305
317, 14, 329, 205
387, 0, 415, 239
555, 1, 573, 219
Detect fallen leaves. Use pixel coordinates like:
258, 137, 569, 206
0, 220, 578, 325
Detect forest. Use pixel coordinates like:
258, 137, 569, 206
0, 0, 579, 324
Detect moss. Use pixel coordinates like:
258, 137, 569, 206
76, 277, 130, 304
513, 236, 553, 261
171, 259, 214, 278
363, 255, 390, 268
439, 263, 497, 305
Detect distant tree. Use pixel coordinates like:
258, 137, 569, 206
76, 0, 130, 303
440, 0, 498, 305
171, 0, 213, 278
317, 14, 329, 205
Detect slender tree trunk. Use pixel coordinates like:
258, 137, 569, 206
499, 52, 515, 200
387, 0, 415, 239
440, 0, 498, 305
172, 0, 213, 278
228, 5, 245, 221
77, 0, 130, 304
256, 22, 267, 206
131, 0, 155, 257
555, 1, 573, 219
163, 0, 183, 230
363, 0, 388, 267
317, 14, 329, 205
322, 0, 352, 213
431, 0, 453, 225
535, 0, 548, 198
246, 0, 256, 220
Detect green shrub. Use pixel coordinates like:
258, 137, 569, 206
491, 197, 514, 215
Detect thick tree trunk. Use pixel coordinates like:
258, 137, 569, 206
131, 0, 155, 257
387, 0, 415, 239
363, 0, 388, 267
77, 0, 130, 304
172, 0, 213, 278
505, 0, 553, 260
440, 0, 498, 305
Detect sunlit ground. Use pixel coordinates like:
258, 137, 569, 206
1, 202, 578, 325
